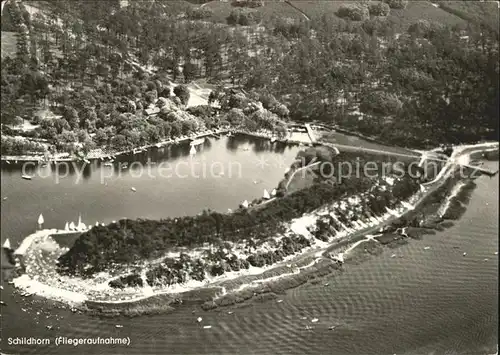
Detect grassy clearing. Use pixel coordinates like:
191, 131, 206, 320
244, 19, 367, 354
290, 1, 470, 31
289, 0, 349, 23
1, 32, 18, 59
386, 1, 467, 31
437, 1, 499, 32
203, 1, 305, 24
286, 165, 318, 194
320, 131, 420, 158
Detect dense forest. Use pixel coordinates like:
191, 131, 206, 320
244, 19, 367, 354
1, 0, 498, 155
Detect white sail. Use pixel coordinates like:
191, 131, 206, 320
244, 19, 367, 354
69, 222, 76, 230
263, 189, 270, 199
189, 146, 196, 155
271, 189, 277, 196
79, 222, 87, 231
3, 238, 11, 249
38, 214, 44, 225
64, 222, 69, 231
95, 221, 99, 226
241, 200, 249, 208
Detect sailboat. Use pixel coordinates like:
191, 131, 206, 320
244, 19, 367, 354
189, 146, 197, 155
271, 189, 277, 197
240, 200, 249, 208
3, 238, 11, 250
38, 214, 44, 226
263, 189, 270, 199
64, 222, 69, 231
77, 215, 86, 230
190, 137, 205, 146
69, 221, 76, 231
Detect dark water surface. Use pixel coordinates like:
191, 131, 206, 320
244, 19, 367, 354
0, 143, 497, 355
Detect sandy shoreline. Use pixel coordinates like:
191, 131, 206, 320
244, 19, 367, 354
9, 141, 499, 310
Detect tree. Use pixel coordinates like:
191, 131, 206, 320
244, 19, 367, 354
173, 85, 190, 106
226, 108, 245, 126
337, 4, 369, 21
383, 0, 408, 9
60, 107, 77, 127
183, 62, 198, 83
368, 2, 390, 16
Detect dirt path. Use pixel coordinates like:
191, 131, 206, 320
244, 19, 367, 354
284, 0, 311, 21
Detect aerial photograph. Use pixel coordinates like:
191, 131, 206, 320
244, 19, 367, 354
0, 0, 498, 354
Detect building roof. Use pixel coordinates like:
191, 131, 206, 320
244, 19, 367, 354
145, 107, 160, 116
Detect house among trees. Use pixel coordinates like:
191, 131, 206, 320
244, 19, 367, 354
144, 107, 160, 117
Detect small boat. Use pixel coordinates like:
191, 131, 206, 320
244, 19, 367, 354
6, 160, 10, 164
463, 252, 467, 256
21, 175, 32, 180
203, 325, 212, 329
190, 138, 205, 146
3, 238, 11, 249
311, 318, 319, 323
324, 283, 329, 287
469, 160, 483, 166
131, 187, 137, 192
277, 300, 283, 303
328, 326, 336, 330
271, 189, 277, 197
69, 222, 76, 231
46, 325, 53, 330
0, 286, 3, 290
227, 311, 233, 315
115, 325, 123, 328
0, 301, 6, 306
197, 317, 202, 323
240, 200, 249, 209
424, 246, 430, 250
2, 197, 7, 201
263, 189, 270, 199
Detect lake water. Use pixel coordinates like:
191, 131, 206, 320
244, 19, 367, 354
0, 135, 303, 246
0, 138, 497, 355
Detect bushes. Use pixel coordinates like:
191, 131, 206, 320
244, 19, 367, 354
231, 0, 264, 8
360, 91, 403, 117
408, 20, 444, 38
383, 0, 408, 9
186, 7, 213, 20
187, 105, 216, 119
337, 4, 370, 21
369, 2, 390, 16
227, 8, 262, 26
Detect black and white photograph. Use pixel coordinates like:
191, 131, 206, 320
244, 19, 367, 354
0, 0, 498, 354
